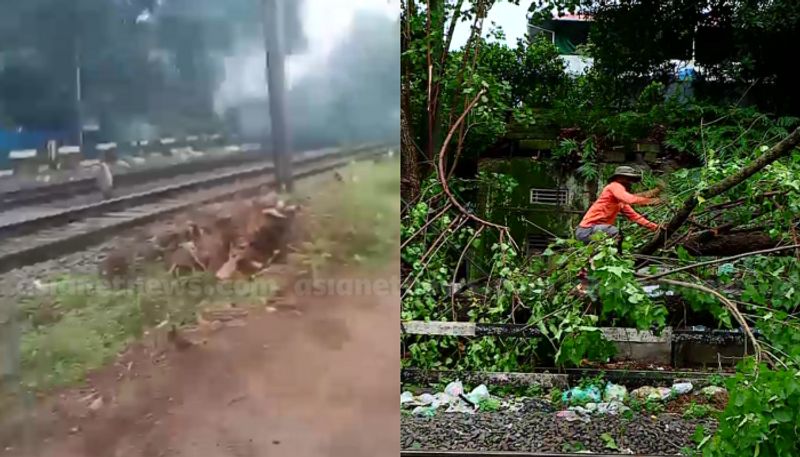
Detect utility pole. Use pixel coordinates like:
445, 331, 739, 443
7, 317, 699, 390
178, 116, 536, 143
74, 36, 84, 148
263, 0, 293, 191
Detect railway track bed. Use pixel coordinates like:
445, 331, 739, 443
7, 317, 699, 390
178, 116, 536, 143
0, 147, 267, 211
402, 395, 711, 456
401, 366, 726, 456
401, 451, 678, 457
0, 145, 385, 275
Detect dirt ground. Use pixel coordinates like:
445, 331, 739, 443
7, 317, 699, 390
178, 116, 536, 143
5, 268, 400, 457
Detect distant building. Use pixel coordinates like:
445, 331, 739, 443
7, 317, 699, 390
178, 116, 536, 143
528, 14, 594, 75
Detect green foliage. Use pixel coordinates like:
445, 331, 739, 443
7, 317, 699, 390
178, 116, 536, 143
550, 387, 564, 407
478, 397, 502, 412
562, 441, 587, 453
701, 362, 800, 457
601, 432, 619, 451
577, 372, 606, 390
557, 331, 615, 366
302, 160, 400, 267
683, 402, 717, 420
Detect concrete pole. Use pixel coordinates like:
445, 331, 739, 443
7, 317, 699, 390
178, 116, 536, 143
75, 37, 84, 149
263, 0, 293, 191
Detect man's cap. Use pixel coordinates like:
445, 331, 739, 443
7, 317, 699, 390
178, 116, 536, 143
609, 165, 642, 181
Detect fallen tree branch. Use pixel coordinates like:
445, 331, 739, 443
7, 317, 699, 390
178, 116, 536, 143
451, 225, 484, 320
696, 191, 781, 215
655, 278, 761, 363
437, 88, 516, 246
639, 126, 800, 255
640, 243, 800, 281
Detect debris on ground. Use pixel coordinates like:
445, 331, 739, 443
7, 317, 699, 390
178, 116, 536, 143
603, 382, 628, 402
700, 385, 726, 397
400, 381, 497, 416
562, 385, 602, 405
631, 381, 693, 402
100, 191, 303, 282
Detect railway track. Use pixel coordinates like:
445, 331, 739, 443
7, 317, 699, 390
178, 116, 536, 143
0, 146, 267, 211
0, 144, 388, 275
401, 451, 675, 457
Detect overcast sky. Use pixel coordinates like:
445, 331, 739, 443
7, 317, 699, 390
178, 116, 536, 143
451, 1, 534, 49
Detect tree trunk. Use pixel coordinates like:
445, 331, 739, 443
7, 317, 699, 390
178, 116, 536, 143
681, 231, 778, 256
401, 99, 420, 204
639, 126, 800, 255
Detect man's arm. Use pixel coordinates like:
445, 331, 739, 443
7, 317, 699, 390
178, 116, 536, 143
607, 182, 658, 206
635, 187, 662, 198
620, 204, 659, 231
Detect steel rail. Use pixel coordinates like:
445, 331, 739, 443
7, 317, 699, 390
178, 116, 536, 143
0, 144, 389, 274
0, 149, 268, 211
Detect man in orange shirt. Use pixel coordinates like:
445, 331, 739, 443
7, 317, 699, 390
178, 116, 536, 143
575, 166, 663, 244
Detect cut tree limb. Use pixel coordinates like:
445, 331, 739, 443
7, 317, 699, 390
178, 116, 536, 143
640, 243, 800, 281
639, 126, 800, 255
681, 230, 777, 256
437, 89, 512, 234
655, 278, 761, 363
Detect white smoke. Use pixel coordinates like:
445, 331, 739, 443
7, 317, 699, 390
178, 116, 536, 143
212, 0, 399, 115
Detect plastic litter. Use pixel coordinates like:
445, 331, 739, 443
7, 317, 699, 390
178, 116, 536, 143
671, 382, 693, 395
701, 386, 727, 397
444, 380, 464, 397
465, 384, 490, 404
417, 393, 436, 405
557, 410, 589, 423
631, 386, 672, 402
561, 385, 601, 405
401, 381, 497, 416
412, 405, 437, 417
596, 401, 630, 415
568, 400, 629, 417
603, 383, 628, 402
632, 383, 695, 402
654, 387, 673, 401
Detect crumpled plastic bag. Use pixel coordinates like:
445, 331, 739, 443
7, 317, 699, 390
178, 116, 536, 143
412, 405, 438, 417
557, 410, 589, 423
701, 385, 727, 397
400, 391, 414, 404
562, 385, 602, 405
603, 383, 628, 402
596, 401, 630, 415
465, 384, 490, 404
569, 401, 629, 417
444, 380, 464, 397
631, 386, 672, 402
671, 382, 693, 395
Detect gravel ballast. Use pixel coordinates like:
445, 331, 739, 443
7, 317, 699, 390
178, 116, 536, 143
401, 398, 716, 454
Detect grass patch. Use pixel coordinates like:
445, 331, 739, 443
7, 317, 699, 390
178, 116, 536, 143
15, 269, 277, 390
295, 158, 399, 269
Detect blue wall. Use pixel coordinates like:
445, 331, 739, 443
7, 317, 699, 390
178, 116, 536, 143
0, 129, 71, 168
